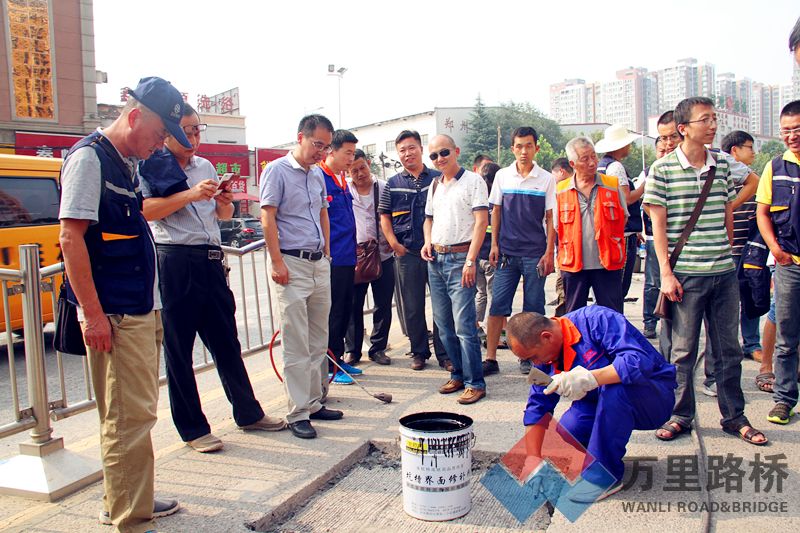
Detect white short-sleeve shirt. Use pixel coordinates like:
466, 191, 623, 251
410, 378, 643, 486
425, 168, 488, 245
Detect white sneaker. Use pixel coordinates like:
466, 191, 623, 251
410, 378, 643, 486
702, 383, 717, 397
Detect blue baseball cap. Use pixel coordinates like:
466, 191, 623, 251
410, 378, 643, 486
127, 77, 192, 149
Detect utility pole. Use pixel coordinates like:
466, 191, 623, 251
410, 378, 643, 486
327, 64, 347, 127
496, 124, 501, 162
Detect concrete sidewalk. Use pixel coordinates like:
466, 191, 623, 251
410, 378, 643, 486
1, 274, 799, 532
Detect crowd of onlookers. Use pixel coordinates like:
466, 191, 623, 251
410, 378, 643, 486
52, 18, 800, 532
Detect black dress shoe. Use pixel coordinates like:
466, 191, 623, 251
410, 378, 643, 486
288, 420, 317, 439
310, 407, 344, 420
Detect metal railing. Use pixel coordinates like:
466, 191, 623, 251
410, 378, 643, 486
1, 239, 377, 441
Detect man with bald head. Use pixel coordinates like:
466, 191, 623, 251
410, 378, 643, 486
422, 135, 489, 404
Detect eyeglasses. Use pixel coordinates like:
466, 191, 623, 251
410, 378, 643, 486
685, 116, 718, 127
310, 140, 333, 153
182, 123, 207, 135
658, 132, 681, 143
779, 127, 800, 137
740, 143, 755, 150
429, 148, 451, 161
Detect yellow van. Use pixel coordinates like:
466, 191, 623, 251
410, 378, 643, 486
0, 154, 63, 334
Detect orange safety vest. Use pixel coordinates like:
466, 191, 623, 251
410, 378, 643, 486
556, 174, 626, 273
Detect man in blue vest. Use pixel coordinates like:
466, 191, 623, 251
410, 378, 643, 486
507, 306, 676, 502
756, 99, 800, 424
320, 130, 359, 385
59, 77, 186, 532
595, 124, 644, 308
378, 130, 449, 371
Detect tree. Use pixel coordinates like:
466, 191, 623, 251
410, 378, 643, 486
533, 135, 564, 172
460, 94, 498, 168
752, 140, 785, 175
621, 143, 657, 178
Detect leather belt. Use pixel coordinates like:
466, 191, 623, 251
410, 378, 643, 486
432, 242, 471, 254
157, 244, 223, 261
281, 249, 324, 261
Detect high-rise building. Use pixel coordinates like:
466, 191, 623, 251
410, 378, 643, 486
600, 68, 652, 132
658, 58, 698, 111
751, 83, 781, 137
549, 79, 601, 124
793, 62, 800, 103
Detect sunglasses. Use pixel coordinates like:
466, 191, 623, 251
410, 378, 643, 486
429, 148, 451, 161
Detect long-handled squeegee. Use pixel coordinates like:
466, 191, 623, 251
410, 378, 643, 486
326, 353, 393, 404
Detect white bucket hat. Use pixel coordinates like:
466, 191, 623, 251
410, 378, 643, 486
594, 124, 639, 154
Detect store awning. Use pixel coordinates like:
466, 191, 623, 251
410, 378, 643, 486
232, 192, 259, 202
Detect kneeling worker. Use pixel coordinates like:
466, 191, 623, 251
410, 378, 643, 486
506, 305, 677, 502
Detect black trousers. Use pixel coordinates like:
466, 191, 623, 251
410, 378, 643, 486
158, 246, 264, 442
395, 253, 447, 362
562, 268, 624, 313
328, 265, 355, 363
620, 234, 639, 304
345, 258, 395, 358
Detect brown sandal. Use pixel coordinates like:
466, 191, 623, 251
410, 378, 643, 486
755, 372, 775, 393
722, 424, 768, 446
655, 420, 691, 441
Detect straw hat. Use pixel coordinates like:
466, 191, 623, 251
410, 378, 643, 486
594, 124, 639, 154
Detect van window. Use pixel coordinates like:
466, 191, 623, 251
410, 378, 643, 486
0, 177, 60, 227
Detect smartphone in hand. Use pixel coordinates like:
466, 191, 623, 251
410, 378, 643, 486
214, 173, 234, 196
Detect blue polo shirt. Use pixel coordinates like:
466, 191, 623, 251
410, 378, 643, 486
488, 162, 556, 258
259, 152, 328, 252
320, 164, 356, 266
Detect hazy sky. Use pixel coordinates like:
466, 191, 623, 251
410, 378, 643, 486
93, 0, 799, 147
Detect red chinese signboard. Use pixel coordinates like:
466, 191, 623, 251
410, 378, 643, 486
15, 132, 84, 158
197, 143, 250, 178
255, 148, 289, 183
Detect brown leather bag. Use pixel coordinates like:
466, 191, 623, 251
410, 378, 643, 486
354, 182, 383, 285
654, 165, 718, 320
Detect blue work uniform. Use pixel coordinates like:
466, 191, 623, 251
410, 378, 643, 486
524, 305, 677, 486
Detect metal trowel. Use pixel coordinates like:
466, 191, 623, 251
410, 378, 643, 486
527, 366, 553, 387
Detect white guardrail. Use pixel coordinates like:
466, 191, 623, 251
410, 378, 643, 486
0, 240, 375, 500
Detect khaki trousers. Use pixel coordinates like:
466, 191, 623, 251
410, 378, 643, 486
272, 255, 331, 423
86, 311, 162, 533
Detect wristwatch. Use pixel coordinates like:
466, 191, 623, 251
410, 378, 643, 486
465, 259, 474, 267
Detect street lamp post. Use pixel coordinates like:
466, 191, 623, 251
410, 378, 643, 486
327, 64, 347, 127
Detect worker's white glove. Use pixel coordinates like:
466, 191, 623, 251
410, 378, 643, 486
543, 366, 598, 401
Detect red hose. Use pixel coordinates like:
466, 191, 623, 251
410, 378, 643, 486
268, 329, 336, 384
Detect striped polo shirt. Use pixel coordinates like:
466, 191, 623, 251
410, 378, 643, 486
643, 146, 735, 275
488, 161, 555, 258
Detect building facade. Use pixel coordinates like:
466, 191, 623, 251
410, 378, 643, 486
0, 0, 100, 152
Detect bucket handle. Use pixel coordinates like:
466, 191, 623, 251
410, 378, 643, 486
469, 433, 477, 449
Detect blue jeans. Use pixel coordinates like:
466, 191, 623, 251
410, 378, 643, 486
428, 251, 485, 390
643, 240, 660, 330
489, 255, 545, 316
733, 255, 762, 354
669, 271, 747, 428
772, 263, 800, 407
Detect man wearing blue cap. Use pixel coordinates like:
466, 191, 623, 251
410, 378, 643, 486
59, 77, 187, 532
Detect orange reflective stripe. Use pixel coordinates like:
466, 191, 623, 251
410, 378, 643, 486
101, 232, 137, 241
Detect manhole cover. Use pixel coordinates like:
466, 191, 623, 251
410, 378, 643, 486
262, 445, 550, 533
